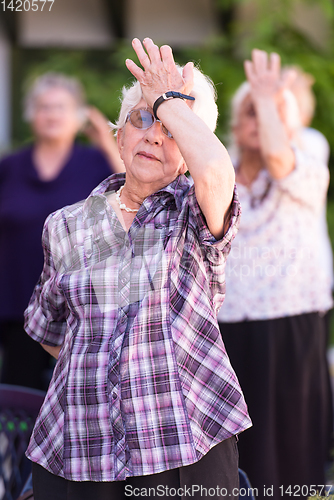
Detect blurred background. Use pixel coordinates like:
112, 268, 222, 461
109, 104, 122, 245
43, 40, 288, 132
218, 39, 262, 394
1, 0, 334, 297
1, 4, 334, 497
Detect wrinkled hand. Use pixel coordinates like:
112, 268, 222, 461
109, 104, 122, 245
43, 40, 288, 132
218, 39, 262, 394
244, 49, 294, 102
125, 38, 194, 108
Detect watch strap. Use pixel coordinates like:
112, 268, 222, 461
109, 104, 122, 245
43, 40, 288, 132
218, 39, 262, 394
153, 91, 195, 120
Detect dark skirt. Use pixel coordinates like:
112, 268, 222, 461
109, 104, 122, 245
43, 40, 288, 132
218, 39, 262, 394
219, 311, 333, 500
32, 436, 239, 500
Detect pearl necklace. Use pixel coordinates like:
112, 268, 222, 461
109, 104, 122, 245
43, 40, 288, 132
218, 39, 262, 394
115, 185, 139, 213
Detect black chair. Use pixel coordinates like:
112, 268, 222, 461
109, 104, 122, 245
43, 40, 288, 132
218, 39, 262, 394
0, 384, 45, 500
238, 468, 256, 499
16, 473, 33, 500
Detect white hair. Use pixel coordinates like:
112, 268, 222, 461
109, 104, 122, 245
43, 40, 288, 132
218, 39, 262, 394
230, 81, 301, 131
110, 65, 218, 133
227, 81, 302, 159
281, 65, 316, 127
23, 72, 86, 122
230, 81, 251, 128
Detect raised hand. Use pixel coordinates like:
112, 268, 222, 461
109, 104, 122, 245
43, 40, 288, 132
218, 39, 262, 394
244, 49, 296, 104
125, 38, 194, 108
244, 49, 295, 178
244, 49, 282, 100
82, 106, 111, 146
82, 106, 125, 173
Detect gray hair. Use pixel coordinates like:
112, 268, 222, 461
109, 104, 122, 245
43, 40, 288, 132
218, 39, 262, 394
228, 81, 301, 160
110, 65, 218, 133
230, 81, 301, 131
23, 72, 86, 122
281, 65, 316, 127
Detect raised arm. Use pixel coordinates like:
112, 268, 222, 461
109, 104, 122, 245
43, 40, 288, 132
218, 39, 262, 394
244, 49, 295, 179
83, 106, 125, 173
125, 38, 235, 240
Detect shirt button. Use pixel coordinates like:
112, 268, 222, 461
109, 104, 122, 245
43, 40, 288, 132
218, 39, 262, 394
112, 392, 117, 400
112, 351, 118, 359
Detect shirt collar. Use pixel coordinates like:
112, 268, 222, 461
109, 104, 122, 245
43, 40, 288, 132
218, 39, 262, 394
83, 173, 192, 220
146, 173, 192, 212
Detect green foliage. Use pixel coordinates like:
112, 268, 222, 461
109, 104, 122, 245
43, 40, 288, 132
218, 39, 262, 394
212, 0, 334, 192
326, 200, 334, 345
11, 44, 137, 147
10, 0, 334, 192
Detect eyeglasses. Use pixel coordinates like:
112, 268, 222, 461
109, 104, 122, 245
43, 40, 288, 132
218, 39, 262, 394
126, 109, 173, 139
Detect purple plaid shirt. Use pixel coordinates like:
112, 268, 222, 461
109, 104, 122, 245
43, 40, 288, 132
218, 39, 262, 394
24, 172, 251, 482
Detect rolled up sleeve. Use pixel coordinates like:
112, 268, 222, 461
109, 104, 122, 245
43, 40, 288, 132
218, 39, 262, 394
188, 184, 241, 309
275, 148, 329, 214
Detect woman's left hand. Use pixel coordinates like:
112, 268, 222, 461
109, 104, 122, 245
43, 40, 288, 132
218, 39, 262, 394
244, 49, 295, 179
244, 49, 283, 102
82, 106, 111, 146
82, 106, 125, 173
125, 38, 194, 108
244, 49, 296, 106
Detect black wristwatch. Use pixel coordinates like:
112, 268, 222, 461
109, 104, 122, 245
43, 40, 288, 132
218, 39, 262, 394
153, 91, 195, 120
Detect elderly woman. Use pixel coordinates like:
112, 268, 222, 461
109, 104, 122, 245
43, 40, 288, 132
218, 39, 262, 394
0, 73, 124, 390
282, 65, 334, 334
218, 49, 333, 499
282, 64, 330, 164
24, 38, 251, 500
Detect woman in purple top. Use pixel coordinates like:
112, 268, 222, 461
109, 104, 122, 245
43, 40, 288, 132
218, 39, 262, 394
0, 72, 124, 390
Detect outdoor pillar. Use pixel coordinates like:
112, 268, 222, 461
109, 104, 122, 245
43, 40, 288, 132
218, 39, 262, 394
0, 22, 11, 156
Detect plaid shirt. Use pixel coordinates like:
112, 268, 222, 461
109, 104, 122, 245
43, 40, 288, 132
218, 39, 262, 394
24, 173, 251, 482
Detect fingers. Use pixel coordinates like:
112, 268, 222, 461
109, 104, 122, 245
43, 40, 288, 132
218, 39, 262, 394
86, 106, 105, 123
125, 58, 145, 83
130, 38, 179, 71
126, 38, 173, 80
143, 38, 162, 65
126, 37, 193, 100
132, 38, 152, 69
182, 62, 194, 93
244, 49, 267, 83
126, 38, 161, 82
269, 52, 281, 77
131, 38, 167, 69
160, 44, 175, 71
246, 49, 281, 77
252, 49, 268, 75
